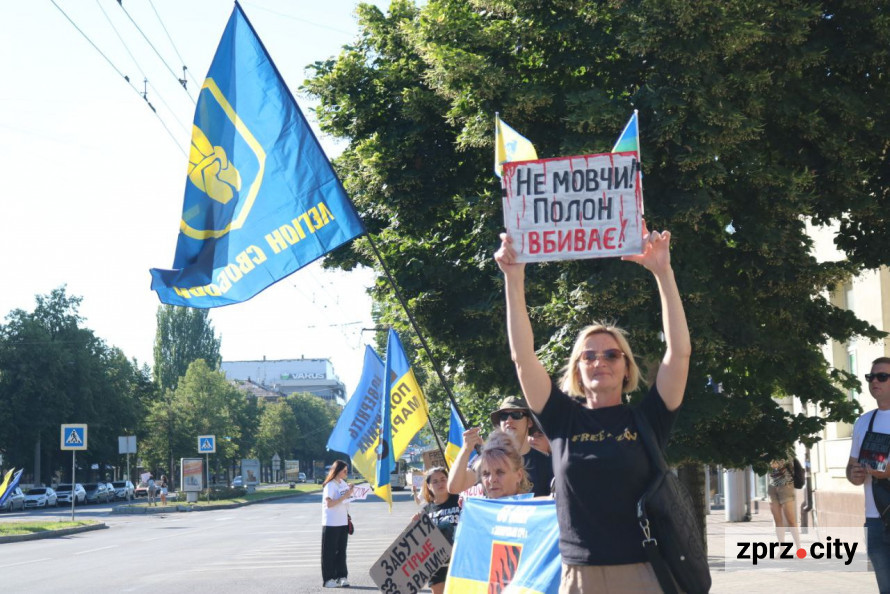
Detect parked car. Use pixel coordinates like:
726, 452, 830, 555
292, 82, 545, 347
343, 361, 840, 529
111, 480, 135, 500
231, 475, 243, 488
83, 482, 112, 504
55, 483, 87, 505
24, 487, 57, 508
297, 472, 307, 483
0, 487, 25, 512
134, 481, 152, 498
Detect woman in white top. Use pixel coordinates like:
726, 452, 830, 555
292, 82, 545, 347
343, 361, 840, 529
321, 460, 354, 588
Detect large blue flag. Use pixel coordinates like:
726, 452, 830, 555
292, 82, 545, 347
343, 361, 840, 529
326, 346, 385, 457
445, 497, 561, 594
150, 3, 364, 307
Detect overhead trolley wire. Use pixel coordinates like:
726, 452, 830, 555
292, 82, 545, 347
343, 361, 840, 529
50, 0, 187, 157
147, 0, 201, 91
115, 0, 197, 104
95, 0, 190, 137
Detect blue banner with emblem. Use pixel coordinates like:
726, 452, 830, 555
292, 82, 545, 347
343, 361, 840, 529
150, 2, 364, 307
445, 497, 561, 594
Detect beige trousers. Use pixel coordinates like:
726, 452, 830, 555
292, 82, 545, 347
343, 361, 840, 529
559, 562, 663, 593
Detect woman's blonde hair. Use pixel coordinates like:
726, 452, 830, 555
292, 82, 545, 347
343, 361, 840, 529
474, 429, 531, 497
420, 467, 448, 504
559, 323, 641, 397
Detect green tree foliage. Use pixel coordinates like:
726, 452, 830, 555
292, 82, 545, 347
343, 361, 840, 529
305, 0, 889, 468
255, 400, 300, 462
141, 360, 249, 483
0, 287, 146, 483
153, 305, 222, 393
287, 393, 342, 463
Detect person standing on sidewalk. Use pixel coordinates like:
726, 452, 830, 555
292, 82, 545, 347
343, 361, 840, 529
159, 475, 168, 506
495, 223, 691, 592
147, 474, 156, 506
847, 356, 890, 593
321, 460, 354, 588
767, 456, 801, 548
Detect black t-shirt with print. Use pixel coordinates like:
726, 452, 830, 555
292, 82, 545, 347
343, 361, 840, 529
524, 446, 554, 497
422, 493, 461, 544
536, 381, 677, 566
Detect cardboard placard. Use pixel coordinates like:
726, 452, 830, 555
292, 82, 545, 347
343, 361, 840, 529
370, 514, 453, 594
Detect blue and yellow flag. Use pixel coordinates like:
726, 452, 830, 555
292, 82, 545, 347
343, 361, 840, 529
445, 497, 561, 593
612, 110, 639, 154
445, 403, 475, 469
494, 116, 538, 178
0, 468, 22, 507
326, 339, 429, 507
150, 3, 364, 307
375, 329, 401, 505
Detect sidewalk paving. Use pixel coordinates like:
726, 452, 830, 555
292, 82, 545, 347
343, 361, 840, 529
706, 506, 878, 593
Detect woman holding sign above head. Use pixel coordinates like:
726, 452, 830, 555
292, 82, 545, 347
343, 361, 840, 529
321, 460, 354, 589
495, 222, 692, 593
412, 467, 462, 594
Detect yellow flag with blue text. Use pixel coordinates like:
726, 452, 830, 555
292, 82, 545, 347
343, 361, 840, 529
495, 116, 538, 178
149, 3, 363, 307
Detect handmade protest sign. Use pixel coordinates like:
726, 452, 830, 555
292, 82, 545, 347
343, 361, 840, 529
346, 483, 373, 501
370, 514, 452, 594
502, 152, 644, 262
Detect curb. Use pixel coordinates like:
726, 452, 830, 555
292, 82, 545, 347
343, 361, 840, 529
0, 522, 107, 544
111, 490, 318, 515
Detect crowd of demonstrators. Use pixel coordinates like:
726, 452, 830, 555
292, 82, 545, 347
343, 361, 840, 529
767, 456, 801, 549
413, 467, 462, 594
847, 357, 890, 593
321, 460, 354, 589
495, 224, 691, 592
447, 396, 552, 498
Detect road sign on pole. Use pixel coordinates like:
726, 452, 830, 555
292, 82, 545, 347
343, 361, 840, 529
198, 435, 216, 454
61, 424, 88, 451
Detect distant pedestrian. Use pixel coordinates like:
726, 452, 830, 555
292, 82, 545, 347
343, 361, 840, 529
321, 460, 354, 588
159, 475, 168, 506
767, 456, 801, 548
147, 474, 156, 506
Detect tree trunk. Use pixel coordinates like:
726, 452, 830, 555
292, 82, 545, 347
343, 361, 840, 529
678, 462, 708, 555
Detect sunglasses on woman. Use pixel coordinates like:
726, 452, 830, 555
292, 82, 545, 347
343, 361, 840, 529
580, 349, 625, 362
498, 411, 527, 421
866, 372, 890, 383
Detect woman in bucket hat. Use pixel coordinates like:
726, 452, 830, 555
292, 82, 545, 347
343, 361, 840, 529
447, 395, 553, 498
495, 224, 690, 593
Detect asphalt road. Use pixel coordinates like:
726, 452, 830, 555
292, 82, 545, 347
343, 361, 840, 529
2, 490, 422, 593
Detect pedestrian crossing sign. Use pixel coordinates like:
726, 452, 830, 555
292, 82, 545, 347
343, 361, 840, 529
198, 435, 216, 454
61, 424, 88, 451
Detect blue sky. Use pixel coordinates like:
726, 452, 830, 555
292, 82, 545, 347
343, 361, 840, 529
0, 1, 388, 395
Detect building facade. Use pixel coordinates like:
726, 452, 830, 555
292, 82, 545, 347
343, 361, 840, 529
221, 358, 346, 406
805, 221, 890, 527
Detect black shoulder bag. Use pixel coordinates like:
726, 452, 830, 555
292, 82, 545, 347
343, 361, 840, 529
865, 410, 890, 530
632, 408, 712, 594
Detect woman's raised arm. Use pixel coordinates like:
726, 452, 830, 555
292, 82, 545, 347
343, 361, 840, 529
495, 233, 552, 414
622, 225, 691, 411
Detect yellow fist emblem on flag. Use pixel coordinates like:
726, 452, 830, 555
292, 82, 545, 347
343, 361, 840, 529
188, 125, 242, 204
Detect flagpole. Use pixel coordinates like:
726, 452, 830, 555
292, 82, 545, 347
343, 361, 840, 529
366, 234, 463, 463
